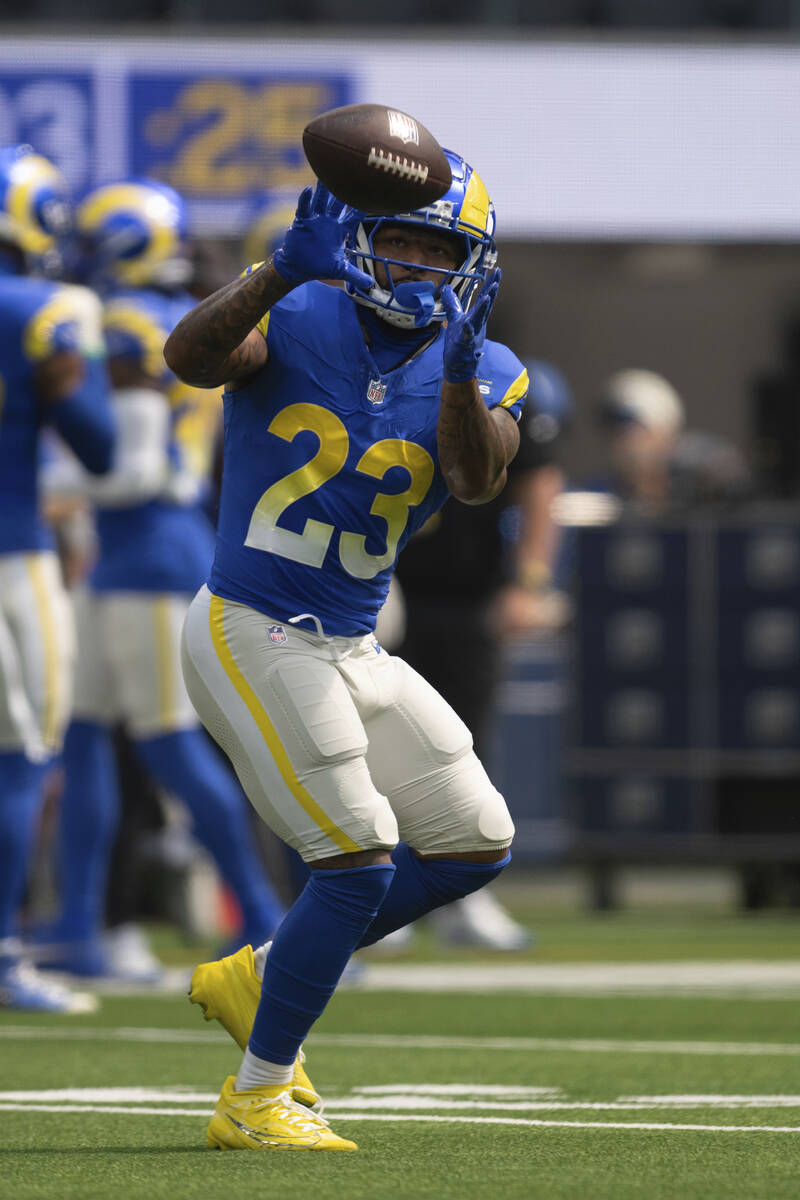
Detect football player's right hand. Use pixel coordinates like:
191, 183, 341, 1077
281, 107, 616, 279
440, 268, 501, 383
272, 183, 373, 290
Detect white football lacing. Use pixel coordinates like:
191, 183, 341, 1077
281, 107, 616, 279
367, 146, 429, 184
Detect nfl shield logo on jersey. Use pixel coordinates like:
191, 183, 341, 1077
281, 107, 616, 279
366, 378, 387, 406
267, 625, 287, 644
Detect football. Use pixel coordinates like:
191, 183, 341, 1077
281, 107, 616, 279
302, 103, 452, 216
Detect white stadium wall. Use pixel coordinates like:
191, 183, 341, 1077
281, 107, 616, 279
0, 34, 799, 240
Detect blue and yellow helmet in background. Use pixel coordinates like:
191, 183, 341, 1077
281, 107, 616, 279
243, 201, 300, 270
346, 148, 497, 329
0, 144, 72, 267
75, 179, 191, 290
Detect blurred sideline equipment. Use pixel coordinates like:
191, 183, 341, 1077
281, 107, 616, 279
0, 144, 114, 1012
751, 306, 800, 498
36, 178, 285, 980
302, 103, 452, 215
566, 367, 761, 910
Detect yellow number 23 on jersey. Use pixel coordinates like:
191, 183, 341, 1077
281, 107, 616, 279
244, 403, 434, 581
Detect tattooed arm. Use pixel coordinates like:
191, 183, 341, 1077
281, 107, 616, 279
438, 380, 520, 504
437, 271, 519, 504
163, 259, 288, 389
164, 184, 372, 390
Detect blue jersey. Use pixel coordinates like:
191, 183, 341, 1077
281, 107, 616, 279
92, 286, 220, 594
0, 273, 108, 554
209, 281, 528, 636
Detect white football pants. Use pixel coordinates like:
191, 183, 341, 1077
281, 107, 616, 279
72, 587, 199, 737
0, 551, 75, 761
181, 585, 514, 864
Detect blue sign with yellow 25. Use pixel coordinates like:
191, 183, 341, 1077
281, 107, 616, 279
128, 72, 351, 234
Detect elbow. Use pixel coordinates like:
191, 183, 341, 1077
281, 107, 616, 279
163, 334, 221, 388
162, 332, 183, 378
163, 332, 194, 383
449, 468, 507, 507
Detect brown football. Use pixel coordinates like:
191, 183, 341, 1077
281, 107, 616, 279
302, 103, 452, 216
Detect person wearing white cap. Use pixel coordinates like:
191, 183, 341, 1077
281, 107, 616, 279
597, 368, 750, 509
596, 368, 686, 510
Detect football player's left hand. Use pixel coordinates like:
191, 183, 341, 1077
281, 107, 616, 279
272, 182, 373, 291
440, 269, 501, 384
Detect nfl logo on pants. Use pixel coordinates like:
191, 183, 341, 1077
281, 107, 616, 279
268, 625, 287, 644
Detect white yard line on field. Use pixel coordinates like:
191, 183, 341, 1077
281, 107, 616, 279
314, 1033, 800, 1056
2, 1025, 800, 1057
59, 960, 800, 998
355, 961, 800, 996
3, 1086, 800, 1114
306, 1114, 800, 1134
0, 1100, 796, 1134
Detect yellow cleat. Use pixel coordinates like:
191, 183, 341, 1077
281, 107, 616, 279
189, 944, 260, 1051
206, 1076, 357, 1152
291, 1047, 319, 1112
189, 944, 322, 1111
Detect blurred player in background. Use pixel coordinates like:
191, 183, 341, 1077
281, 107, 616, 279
37, 179, 285, 980
0, 145, 115, 1012
592, 368, 751, 509
384, 357, 572, 950
165, 152, 527, 1151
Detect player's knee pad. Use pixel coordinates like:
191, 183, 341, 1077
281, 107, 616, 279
474, 782, 515, 851
401, 748, 515, 856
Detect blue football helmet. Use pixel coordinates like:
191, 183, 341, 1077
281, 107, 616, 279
0, 144, 72, 271
346, 149, 497, 329
525, 359, 574, 430
243, 201, 301, 269
74, 179, 191, 290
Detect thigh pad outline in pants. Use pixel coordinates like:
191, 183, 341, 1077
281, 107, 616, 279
180, 586, 399, 863
361, 653, 515, 856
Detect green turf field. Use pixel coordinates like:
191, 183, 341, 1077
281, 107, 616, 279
2, 901, 799, 1200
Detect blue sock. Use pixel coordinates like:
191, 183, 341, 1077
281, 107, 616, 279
357, 842, 511, 949
0, 752, 47, 941
57, 720, 120, 941
135, 729, 286, 943
249, 863, 395, 1065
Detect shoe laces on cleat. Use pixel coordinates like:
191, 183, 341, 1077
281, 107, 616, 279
252, 1090, 332, 1133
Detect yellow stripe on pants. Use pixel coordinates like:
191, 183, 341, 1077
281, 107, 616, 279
26, 554, 60, 752
208, 593, 361, 855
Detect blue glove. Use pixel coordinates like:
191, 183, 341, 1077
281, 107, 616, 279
272, 182, 373, 291
440, 269, 501, 384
